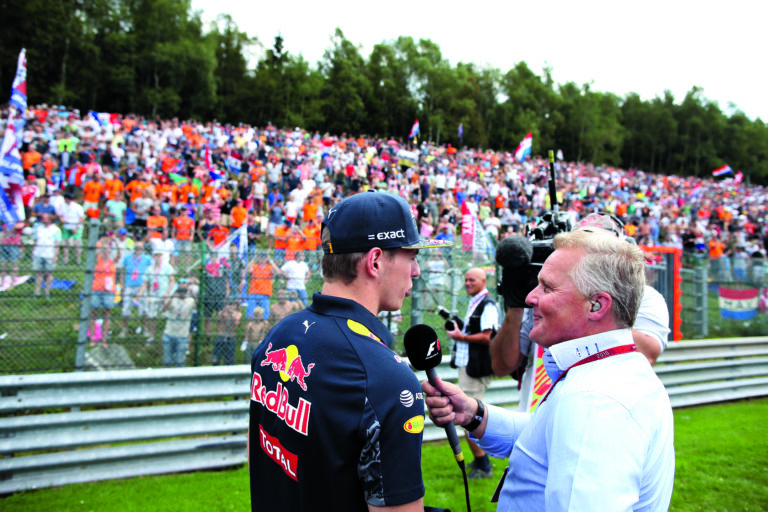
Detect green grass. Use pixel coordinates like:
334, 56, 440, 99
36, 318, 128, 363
3, 398, 766, 511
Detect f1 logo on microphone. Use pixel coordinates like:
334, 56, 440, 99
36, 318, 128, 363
426, 339, 440, 359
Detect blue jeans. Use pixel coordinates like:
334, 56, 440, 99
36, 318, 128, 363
289, 288, 308, 306
213, 336, 235, 365
162, 334, 188, 367
247, 293, 271, 319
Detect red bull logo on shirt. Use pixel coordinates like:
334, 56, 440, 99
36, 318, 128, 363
261, 343, 315, 391
251, 372, 311, 436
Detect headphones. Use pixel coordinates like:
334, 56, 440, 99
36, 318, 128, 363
590, 301, 601, 312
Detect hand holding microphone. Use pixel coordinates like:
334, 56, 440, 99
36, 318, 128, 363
405, 324, 473, 464
405, 324, 478, 512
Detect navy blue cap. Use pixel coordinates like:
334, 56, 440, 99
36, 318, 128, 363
321, 191, 452, 254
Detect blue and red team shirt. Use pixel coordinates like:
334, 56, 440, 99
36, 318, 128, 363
249, 293, 425, 511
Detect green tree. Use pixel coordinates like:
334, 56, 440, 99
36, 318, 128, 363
319, 28, 371, 136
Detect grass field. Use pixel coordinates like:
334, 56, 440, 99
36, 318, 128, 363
3, 398, 766, 511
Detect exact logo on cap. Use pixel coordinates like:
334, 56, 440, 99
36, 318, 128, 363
321, 191, 451, 254
368, 229, 406, 242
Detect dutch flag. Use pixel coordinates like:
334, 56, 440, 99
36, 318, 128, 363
514, 132, 533, 162
408, 120, 420, 139
712, 165, 733, 177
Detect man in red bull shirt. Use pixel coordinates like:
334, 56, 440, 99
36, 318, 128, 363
249, 191, 451, 511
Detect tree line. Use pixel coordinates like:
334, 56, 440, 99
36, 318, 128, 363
2, 0, 767, 184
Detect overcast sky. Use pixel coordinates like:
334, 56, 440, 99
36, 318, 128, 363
191, 0, 766, 121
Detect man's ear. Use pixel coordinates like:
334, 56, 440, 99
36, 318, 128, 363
588, 292, 612, 319
364, 248, 383, 277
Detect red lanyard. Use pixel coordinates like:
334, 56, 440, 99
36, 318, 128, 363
541, 344, 637, 403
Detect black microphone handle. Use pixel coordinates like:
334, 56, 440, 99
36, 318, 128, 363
425, 367, 464, 461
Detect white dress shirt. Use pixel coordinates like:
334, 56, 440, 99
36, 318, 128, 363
478, 328, 675, 511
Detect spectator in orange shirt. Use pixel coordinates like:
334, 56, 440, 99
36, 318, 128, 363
284, 224, 306, 261
709, 237, 726, 280
244, 251, 280, 348
206, 219, 230, 255
171, 208, 196, 269
301, 196, 318, 224
125, 178, 150, 203
22, 146, 42, 171
82, 178, 105, 212
231, 199, 247, 229
179, 182, 200, 202
89, 241, 120, 346
104, 174, 124, 201
199, 179, 214, 204
146, 205, 168, 241
271, 219, 291, 263
302, 217, 321, 251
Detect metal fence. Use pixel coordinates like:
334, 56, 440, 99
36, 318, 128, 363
1, 337, 767, 494
3, 218, 768, 374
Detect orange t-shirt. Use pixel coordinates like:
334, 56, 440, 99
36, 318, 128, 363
172, 215, 195, 240
179, 183, 199, 200
146, 215, 168, 239
104, 178, 124, 201
93, 256, 116, 293
155, 183, 172, 201
231, 206, 247, 228
83, 180, 104, 203
302, 202, 318, 223
273, 225, 290, 249
22, 150, 42, 171
209, 225, 230, 247
200, 184, 214, 203
302, 225, 320, 251
709, 240, 725, 259
217, 188, 231, 201
43, 159, 56, 180
248, 263, 273, 296
285, 233, 305, 260
126, 180, 149, 202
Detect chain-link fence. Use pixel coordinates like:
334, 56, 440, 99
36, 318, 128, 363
679, 250, 768, 339
0, 218, 326, 373
6, 217, 766, 374
0, 218, 501, 374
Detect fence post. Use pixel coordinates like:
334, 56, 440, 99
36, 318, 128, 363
410, 256, 425, 328
694, 266, 709, 337
193, 240, 207, 367
74, 218, 101, 371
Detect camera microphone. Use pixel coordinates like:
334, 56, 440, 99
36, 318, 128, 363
404, 324, 464, 466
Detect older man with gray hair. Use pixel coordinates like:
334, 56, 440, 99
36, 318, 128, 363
424, 230, 675, 511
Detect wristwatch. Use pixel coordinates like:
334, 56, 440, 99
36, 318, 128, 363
463, 399, 485, 431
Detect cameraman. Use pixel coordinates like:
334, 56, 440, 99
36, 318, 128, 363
491, 213, 670, 410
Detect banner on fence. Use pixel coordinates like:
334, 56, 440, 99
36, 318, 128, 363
718, 286, 759, 319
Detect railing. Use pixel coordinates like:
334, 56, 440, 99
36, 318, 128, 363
1, 337, 767, 494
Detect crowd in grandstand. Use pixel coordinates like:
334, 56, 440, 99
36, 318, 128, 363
1, 104, 767, 360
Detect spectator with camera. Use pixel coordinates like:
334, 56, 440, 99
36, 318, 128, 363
444, 267, 499, 479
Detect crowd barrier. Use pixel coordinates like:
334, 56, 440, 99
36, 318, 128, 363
1, 337, 767, 494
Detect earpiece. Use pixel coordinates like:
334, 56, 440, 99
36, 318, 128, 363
590, 301, 601, 312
